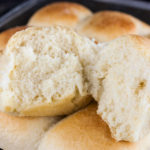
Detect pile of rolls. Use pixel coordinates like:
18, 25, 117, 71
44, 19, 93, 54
0, 2, 150, 150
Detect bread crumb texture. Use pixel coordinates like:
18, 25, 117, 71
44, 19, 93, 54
0, 26, 96, 116
89, 35, 150, 142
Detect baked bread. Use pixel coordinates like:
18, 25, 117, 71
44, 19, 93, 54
38, 103, 150, 150
0, 26, 26, 54
0, 111, 59, 150
87, 35, 150, 142
28, 2, 92, 28
76, 11, 150, 42
0, 26, 60, 150
0, 26, 96, 116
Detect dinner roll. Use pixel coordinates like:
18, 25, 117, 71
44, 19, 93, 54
0, 112, 59, 150
87, 35, 150, 142
38, 103, 150, 150
0, 25, 60, 150
0, 26, 96, 116
28, 2, 92, 28
76, 11, 150, 42
0, 26, 26, 54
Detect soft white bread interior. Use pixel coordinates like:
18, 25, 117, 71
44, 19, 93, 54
38, 103, 150, 150
76, 11, 150, 42
28, 2, 92, 28
0, 26, 96, 116
0, 112, 59, 150
0, 26, 27, 54
87, 35, 150, 142
0, 26, 60, 150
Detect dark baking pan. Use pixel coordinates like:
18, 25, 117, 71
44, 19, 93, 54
0, 0, 26, 17
0, 0, 150, 32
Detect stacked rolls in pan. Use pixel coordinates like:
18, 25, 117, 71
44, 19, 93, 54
1, 2, 150, 150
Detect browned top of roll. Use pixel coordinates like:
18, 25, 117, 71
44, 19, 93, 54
28, 2, 92, 28
76, 11, 150, 42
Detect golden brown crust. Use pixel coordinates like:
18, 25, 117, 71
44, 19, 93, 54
0, 26, 27, 53
28, 2, 92, 28
38, 102, 150, 150
84, 11, 135, 33
76, 11, 150, 42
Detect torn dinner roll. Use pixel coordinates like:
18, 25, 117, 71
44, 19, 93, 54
0, 26, 96, 116
88, 35, 150, 142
